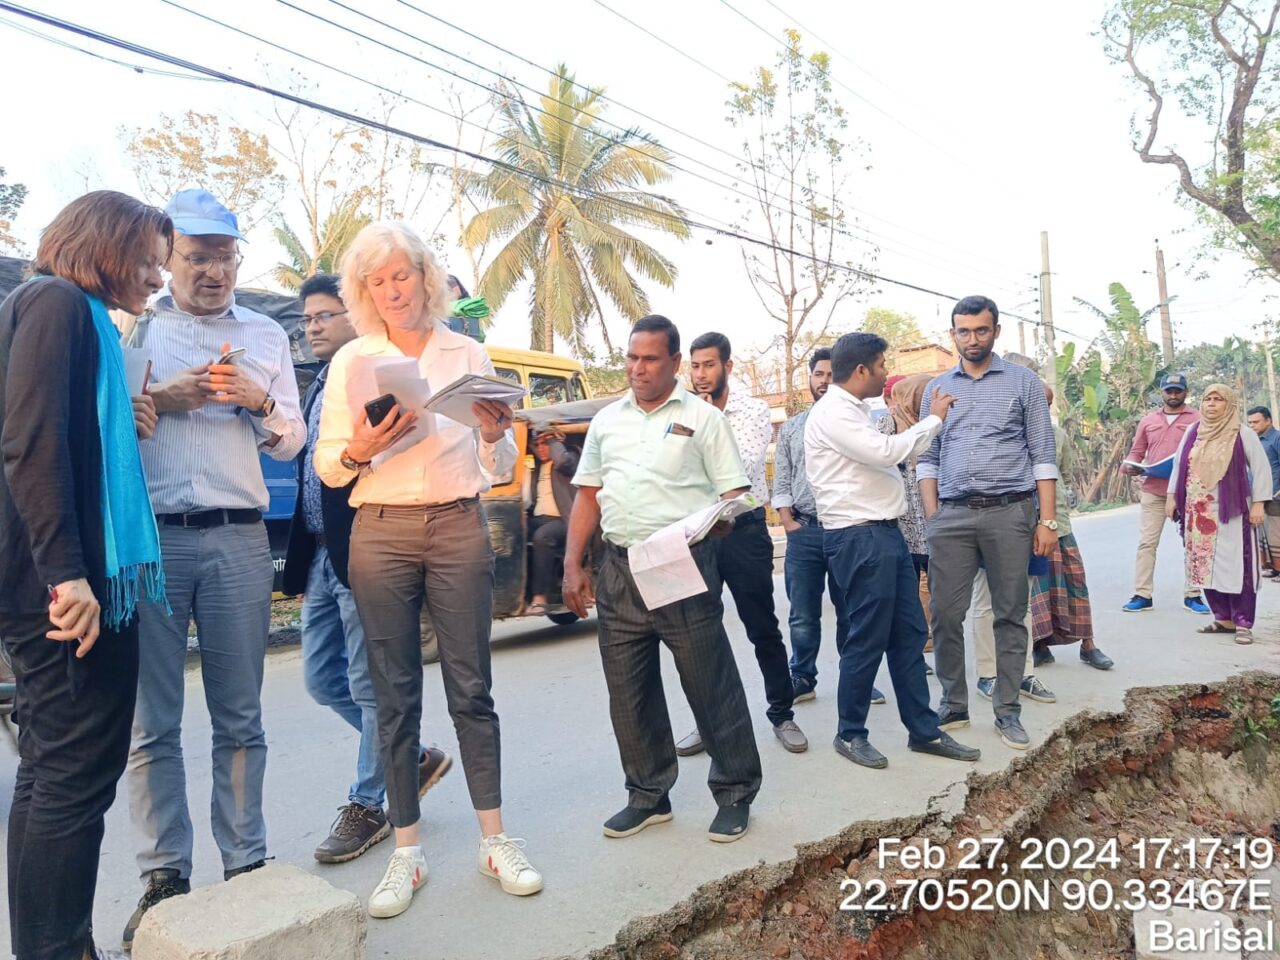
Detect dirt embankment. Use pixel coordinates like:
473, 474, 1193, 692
589, 673, 1280, 960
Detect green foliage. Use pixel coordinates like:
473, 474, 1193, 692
462, 65, 688, 355
272, 193, 371, 292
580, 348, 630, 397
1058, 283, 1167, 503
860, 308, 922, 364
1173, 334, 1278, 406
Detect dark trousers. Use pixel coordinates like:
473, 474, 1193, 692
596, 540, 762, 808
783, 520, 849, 686
348, 500, 501, 826
528, 514, 566, 598
716, 510, 794, 725
824, 524, 939, 743
927, 499, 1035, 720
2, 611, 139, 960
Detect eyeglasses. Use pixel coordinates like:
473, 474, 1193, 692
174, 252, 243, 272
301, 309, 349, 327
953, 327, 994, 341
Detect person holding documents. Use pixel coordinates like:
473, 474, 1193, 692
0, 191, 171, 960
1120, 373, 1207, 614
563, 315, 763, 844
123, 190, 305, 948
315, 222, 542, 919
805, 332, 980, 770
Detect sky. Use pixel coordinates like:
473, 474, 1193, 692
2, 0, 1276, 375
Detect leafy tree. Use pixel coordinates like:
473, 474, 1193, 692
0, 167, 28, 253
1174, 334, 1275, 402
726, 31, 872, 414
860, 307, 922, 365
120, 112, 285, 234
1103, 0, 1280, 280
273, 194, 371, 292
462, 65, 688, 354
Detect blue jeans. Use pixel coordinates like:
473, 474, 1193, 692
824, 523, 939, 744
302, 545, 385, 809
784, 522, 849, 686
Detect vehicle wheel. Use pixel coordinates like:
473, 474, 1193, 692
547, 611, 580, 626
420, 611, 440, 664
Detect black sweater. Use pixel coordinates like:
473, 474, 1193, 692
0, 277, 107, 615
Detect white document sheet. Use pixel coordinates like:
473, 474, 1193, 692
626, 494, 761, 610
121, 347, 151, 396
371, 359, 436, 463
423, 374, 528, 428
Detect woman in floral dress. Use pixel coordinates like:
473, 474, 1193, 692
1167, 383, 1272, 644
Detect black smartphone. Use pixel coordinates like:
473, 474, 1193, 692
364, 393, 398, 427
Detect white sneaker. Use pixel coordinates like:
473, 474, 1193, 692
368, 847, 427, 918
478, 834, 544, 896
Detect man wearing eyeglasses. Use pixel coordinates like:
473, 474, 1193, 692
121, 189, 305, 948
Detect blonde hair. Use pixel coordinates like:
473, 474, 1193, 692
339, 221, 450, 336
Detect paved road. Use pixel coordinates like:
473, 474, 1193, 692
2, 506, 1278, 958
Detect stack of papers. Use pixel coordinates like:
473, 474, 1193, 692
627, 494, 760, 610
122, 346, 151, 396
344, 356, 436, 464
424, 374, 528, 428
1122, 454, 1175, 480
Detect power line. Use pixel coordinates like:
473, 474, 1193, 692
0, 11, 215, 81
0, 1, 1041, 323
275, 0, 1021, 290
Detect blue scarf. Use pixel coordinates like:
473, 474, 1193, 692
82, 288, 167, 627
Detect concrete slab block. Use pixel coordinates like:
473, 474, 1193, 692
133, 864, 365, 960
1134, 906, 1242, 960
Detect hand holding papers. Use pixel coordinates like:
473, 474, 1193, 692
344, 356, 436, 464
121, 347, 151, 396
423, 374, 528, 428
626, 495, 760, 610
1122, 454, 1175, 480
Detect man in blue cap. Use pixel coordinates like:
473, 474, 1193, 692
1120, 372, 1207, 614
121, 189, 305, 948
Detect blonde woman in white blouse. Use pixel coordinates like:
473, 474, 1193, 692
315, 221, 542, 919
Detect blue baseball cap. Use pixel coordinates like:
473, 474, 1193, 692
164, 189, 245, 240
1160, 373, 1188, 391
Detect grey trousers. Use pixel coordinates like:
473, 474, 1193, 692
596, 540, 762, 809
128, 521, 273, 879
348, 500, 501, 827
926, 499, 1035, 720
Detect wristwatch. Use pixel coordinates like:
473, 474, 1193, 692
246, 396, 276, 418
340, 450, 367, 472
1037, 518, 1059, 531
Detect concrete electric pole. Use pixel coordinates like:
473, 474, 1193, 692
1039, 231, 1058, 413
1154, 242, 1175, 365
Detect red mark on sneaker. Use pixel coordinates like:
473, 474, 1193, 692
488, 855, 499, 874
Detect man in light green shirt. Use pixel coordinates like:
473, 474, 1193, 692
564, 315, 762, 845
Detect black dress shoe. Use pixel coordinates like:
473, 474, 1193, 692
936, 706, 970, 730
1079, 647, 1114, 670
224, 859, 267, 881
603, 796, 673, 838
707, 802, 750, 842
908, 731, 981, 762
1033, 645, 1056, 667
833, 735, 888, 769
314, 802, 391, 863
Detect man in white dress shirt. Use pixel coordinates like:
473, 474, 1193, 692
805, 332, 980, 769
679, 331, 806, 755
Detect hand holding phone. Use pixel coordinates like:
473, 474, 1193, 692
365, 393, 398, 427
217, 347, 247, 365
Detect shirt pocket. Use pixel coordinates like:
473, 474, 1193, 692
653, 433, 694, 480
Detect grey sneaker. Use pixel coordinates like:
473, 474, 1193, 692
675, 728, 705, 757
995, 715, 1030, 750
1019, 675, 1056, 703
870, 686, 887, 705
772, 719, 808, 753
314, 802, 391, 863
976, 676, 995, 700
791, 676, 816, 702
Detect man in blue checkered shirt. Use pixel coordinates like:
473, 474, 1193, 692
917, 296, 1059, 752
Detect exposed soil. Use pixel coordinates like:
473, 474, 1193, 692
588, 673, 1280, 960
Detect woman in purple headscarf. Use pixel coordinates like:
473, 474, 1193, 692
1167, 383, 1272, 644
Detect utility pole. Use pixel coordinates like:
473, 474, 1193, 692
1039, 231, 1058, 413
1019, 320, 1027, 355
1154, 242, 1175, 365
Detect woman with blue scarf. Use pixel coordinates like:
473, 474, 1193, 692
0, 191, 171, 960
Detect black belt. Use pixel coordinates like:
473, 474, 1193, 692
790, 509, 821, 528
158, 508, 262, 528
734, 507, 767, 526
941, 490, 1034, 509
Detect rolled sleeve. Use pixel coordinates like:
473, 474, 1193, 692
572, 420, 604, 488
771, 420, 795, 508
477, 429, 517, 483
1023, 377, 1058, 475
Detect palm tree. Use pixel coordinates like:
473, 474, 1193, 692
463, 65, 690, 353
273, 194, 371, 292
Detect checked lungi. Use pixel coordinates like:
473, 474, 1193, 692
1029, 532, 1094, 646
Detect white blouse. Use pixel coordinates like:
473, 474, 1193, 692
315, 322, 517, 507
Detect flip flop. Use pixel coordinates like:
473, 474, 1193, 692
526, 602, 548, 617
1234, 629, 1254, 645
1197, 622, 1236, 634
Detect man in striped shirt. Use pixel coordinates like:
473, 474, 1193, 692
122, 190, 305, 948
917, 296, 1058, 753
